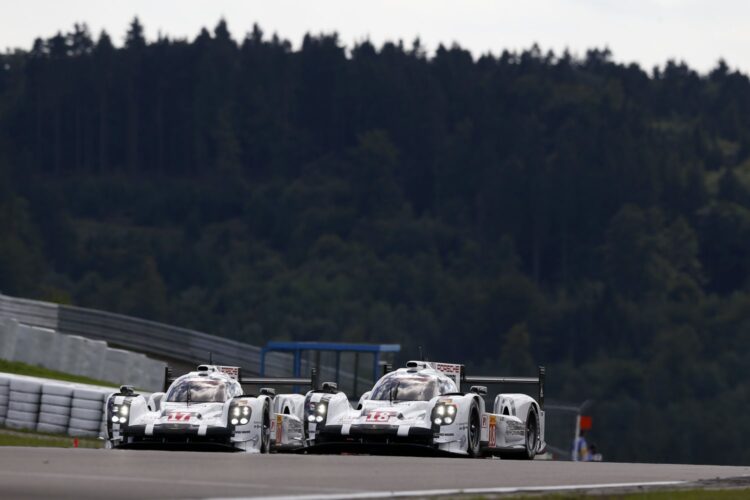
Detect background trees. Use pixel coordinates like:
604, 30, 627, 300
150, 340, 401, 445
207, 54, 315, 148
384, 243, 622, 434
2, 20, 750, 464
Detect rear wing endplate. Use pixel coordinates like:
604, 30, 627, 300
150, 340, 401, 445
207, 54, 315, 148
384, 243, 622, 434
462, 366, 546, 409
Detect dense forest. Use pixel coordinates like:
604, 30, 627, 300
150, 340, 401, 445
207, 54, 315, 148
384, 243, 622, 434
1, 19, 750, 464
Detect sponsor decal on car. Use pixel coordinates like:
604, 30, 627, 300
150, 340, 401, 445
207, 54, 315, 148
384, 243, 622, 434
167, 411, 192, 422
489, 415, 497, 447
365, 410, 398, 422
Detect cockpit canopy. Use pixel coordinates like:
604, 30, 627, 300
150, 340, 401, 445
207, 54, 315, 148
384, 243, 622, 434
166, 377, 240, 403
369, 371, 458, 402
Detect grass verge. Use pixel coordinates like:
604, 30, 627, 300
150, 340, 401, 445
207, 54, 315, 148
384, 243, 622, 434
0, 359, 117, 387
0, 428, 102, 448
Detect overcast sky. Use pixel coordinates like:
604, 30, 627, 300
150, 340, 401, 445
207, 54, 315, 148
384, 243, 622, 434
1, 0, 748, 74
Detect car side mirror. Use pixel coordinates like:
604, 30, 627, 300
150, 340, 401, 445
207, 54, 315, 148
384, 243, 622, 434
356, 391, 372, 410
470, 386, 488, 396
149, 392, 166, 412
260, 387, 276, 397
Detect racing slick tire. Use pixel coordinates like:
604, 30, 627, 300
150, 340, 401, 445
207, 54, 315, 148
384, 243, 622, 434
260, 401, 271, 454
467, 401, 482, 458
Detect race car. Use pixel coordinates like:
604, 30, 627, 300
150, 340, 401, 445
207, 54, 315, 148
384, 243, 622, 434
104, 364, 318, 452
305, 360, 546, 458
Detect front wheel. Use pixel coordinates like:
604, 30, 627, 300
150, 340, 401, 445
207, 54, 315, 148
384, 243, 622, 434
467, 402, 481, 457
260, 402, 271, 453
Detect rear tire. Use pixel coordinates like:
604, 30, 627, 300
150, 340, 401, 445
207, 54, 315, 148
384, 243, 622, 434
520, 408, 538, 460
497, 407, 538, 460
467, 402, 481, 457
260, 402, 271, 453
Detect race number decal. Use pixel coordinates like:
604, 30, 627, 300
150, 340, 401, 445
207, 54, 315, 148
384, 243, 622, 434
366, 410, 396, 422
168, 411, 192, 422
481, 415, 489, 429
489, 415, 497, 447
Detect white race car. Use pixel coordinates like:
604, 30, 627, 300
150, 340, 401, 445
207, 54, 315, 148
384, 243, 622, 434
305, 360, 546, 458
104, 364, 317, 452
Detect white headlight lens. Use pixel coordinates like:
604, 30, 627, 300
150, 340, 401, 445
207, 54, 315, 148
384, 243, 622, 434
436, 406, 445, 416
239, 418, 248, 425
444, 417, 453, 425
120, 406, 129, 415
315, 415, 323, 423
112, 406, 119, 414
231, 418, 239, 425
232, 407, 241, 417
434, 417, 442, 425
446, 405, 456, 416
317, 404, 326, 415
307, 415, 315, 422
112, 416, 119, 423
242, 406, 250, 416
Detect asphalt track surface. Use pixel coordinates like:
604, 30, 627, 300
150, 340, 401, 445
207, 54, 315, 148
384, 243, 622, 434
0, 447, 748, 499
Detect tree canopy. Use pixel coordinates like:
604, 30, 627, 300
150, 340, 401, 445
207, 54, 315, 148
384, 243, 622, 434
2, 20, 750, 464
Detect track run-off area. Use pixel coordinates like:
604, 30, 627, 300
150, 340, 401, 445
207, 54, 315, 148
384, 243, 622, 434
1, 447, 749, 499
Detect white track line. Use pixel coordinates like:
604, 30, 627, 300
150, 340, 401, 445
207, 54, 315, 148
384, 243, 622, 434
210, 480, 686, 500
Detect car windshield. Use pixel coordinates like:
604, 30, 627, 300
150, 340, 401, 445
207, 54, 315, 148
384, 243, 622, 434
166, 379, 227, 403
370, 374, 439, 401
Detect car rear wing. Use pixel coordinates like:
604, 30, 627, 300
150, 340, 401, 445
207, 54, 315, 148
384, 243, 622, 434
240, 368, 318, 392
462, 366, 545, 409
163, 366, 319, 393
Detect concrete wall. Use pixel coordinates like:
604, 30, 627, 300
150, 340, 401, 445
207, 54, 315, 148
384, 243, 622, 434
0, 318, 165, 391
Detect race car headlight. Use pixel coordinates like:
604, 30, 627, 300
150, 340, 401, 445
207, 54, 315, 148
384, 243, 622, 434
432, 404, 457, 426
229, 404, 251, 426
306, 402, 328, 425
109, 401, 131, 426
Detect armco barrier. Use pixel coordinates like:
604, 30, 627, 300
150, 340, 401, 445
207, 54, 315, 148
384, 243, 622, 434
1, 293, 292, 377
1, 293, 372, 392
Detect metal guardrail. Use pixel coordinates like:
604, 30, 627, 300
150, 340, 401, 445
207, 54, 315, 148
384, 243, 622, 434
0, 294, 290, 376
